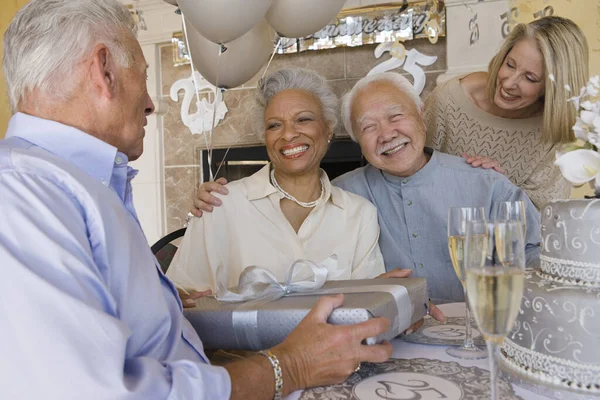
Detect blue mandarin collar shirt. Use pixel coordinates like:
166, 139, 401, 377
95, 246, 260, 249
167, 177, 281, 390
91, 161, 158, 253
333, 148, 541, 304
0, 113, 231, 399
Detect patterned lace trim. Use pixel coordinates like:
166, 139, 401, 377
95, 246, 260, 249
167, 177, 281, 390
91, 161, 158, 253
540, 256, 600, 285
501, 338, 600, 391
536, 270, 600, 288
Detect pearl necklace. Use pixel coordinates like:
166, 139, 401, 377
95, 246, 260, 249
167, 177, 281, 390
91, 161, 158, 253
270, 169, 325, 208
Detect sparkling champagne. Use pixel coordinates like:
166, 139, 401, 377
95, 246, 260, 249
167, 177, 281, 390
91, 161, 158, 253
449, 234, 488, 283
465, 267, 524, 344
448, 235, 466, 282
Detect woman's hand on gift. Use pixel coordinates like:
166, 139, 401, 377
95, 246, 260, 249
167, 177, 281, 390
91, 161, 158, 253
271, 294, 392, 392
190, 177, 229, 217
403, 301, 446, 335
177, 287, 212, 308
462, 153, 504, 174
376, 268, 412, 279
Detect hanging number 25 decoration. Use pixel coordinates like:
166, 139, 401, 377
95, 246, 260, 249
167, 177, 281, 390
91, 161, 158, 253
170, 71, 228, 135
500, 7, 519, 38
367, 39, 437, 95
533, 6, 554, 19
469, 14, 479, 46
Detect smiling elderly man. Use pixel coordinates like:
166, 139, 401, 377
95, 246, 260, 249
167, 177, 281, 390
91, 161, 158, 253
331, 72, 540, 304
192, 73, 541, 304
0, 1, 394, 398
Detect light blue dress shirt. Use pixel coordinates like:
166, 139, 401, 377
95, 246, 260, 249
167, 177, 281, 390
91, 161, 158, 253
333, 148, 541, 304
0, 113, 231, 399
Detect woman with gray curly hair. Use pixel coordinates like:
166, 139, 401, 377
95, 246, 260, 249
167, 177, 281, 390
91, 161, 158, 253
167, 68, 385, 300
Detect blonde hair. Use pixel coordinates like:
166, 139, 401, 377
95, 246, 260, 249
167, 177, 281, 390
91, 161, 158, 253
487, 16, 588, 144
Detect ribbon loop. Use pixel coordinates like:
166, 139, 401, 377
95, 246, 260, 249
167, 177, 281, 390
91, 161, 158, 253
215, 255, 336, 306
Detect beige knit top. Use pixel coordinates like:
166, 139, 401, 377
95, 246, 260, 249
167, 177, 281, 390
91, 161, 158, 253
424, 76, 570, 209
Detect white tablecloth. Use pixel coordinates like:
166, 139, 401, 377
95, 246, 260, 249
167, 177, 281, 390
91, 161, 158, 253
288, 302, 551, 400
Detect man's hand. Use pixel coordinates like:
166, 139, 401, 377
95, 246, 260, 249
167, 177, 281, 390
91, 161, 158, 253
190, 177, 229, 217
176, 288, 212, 308
462, 153, 504, 174
376, 268, 412, 279
272, 294, 393, 393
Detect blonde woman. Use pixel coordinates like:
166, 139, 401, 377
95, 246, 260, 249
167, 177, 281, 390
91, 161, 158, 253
425, 16, 588, 209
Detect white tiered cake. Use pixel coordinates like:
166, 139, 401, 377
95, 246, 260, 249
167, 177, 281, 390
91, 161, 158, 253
500, 199, 600, 396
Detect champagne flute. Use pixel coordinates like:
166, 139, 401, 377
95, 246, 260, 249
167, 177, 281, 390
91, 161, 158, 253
446, 207, 487, 359
494, 200, 526, 235
464, 220, 526, 400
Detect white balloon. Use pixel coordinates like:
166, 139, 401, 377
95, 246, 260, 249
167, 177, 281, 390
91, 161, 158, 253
179, 0, 273, 44
185, 19, 275, 88
266, 0, 346, 38
162, 0, 177, 5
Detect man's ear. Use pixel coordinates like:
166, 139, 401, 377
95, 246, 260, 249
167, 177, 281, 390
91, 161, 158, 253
89, 44, 118, 99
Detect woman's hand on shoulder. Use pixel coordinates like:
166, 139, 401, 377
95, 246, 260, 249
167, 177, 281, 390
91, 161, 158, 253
190, 177, 229, 217
462, 153, 504, 174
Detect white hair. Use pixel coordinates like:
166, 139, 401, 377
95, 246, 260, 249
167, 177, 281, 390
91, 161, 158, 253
2, 0, 136, 111
254, 68, 339, 136
341, 72, 424, 141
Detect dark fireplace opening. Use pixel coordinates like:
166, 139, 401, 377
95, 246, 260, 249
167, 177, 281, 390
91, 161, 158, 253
201, 139, 366, 183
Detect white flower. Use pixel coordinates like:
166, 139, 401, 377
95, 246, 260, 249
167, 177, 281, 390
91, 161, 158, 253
581, 100, 594, 111
549, 74, 556, 82
559, 76, 600, 194
569, 95, 581, 110
587, 83, 599, 97
590, 132, 600, 148
573, 118, 589, 141
593, 116, 600, 131
580, 110, 596, 125
555, 149, 600, 185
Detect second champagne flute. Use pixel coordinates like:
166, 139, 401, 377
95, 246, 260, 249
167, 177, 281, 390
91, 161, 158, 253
446, 206, 487, 359
494, 200, 526, 234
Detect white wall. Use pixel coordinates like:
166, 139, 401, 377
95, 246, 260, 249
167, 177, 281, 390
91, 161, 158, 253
126, 0, 180, 245
130, 43, 165, 245
439, 0, 508, 82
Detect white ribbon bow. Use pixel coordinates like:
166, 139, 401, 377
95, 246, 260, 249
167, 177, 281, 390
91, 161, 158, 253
215, 255, 338, 307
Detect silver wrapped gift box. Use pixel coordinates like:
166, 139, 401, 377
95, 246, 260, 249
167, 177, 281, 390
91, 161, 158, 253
183, 278, 429, 351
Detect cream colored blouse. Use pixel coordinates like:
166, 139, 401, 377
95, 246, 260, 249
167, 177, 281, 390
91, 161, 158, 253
166, 164, 385, 292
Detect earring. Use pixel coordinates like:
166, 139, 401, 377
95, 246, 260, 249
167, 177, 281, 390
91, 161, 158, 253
327, 139, 332, 144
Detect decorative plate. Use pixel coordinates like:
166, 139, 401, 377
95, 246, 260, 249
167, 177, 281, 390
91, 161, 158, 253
300, 358, 522, 400
402, 316, 486, 346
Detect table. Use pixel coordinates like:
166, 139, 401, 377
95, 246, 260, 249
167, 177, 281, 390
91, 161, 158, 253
287, 302, 552, 400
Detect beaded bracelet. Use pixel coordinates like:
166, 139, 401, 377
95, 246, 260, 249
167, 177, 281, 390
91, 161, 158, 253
258, 350, 283, 400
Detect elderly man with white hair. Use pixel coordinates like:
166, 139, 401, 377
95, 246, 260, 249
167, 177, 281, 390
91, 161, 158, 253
193, 72, 541, 304
0, 1, 394, 399
331, 72, 541, 304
